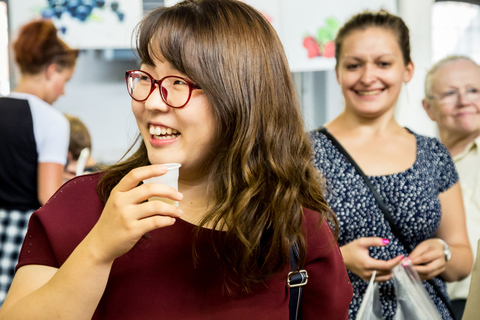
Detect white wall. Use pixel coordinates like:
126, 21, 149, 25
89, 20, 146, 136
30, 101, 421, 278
396, 0, 437, 137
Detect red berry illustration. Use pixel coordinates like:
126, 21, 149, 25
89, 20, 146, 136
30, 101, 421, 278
303, 36, 320, 58
323, 41, 335, 58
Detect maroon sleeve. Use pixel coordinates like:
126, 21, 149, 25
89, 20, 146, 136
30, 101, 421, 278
301, 208, 352, 320
16, 173, 104, 271
16, 213, 59, 271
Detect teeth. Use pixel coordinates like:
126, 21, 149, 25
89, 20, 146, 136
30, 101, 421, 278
149, 125, 180, 139
358, 90, 382, 96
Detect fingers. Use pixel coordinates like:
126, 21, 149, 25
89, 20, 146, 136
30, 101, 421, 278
368, 254, 404, 272
357, 237, 391, 248
115, 165, 169, 192
129, 182, 183, 205
135, 200, 183, 221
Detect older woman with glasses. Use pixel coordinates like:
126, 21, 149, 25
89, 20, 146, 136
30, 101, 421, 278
0, 1, 352, 319
422, 55, 480, 319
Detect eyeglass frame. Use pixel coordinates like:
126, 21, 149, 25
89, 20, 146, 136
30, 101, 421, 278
125, 70, 202, 108
427, 87, 480, 105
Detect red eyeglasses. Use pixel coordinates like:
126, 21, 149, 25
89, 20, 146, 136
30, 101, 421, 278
125, 70, 202, 108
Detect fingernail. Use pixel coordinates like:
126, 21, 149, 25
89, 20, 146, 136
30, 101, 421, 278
177, 192, 183, 200
402, 257, 410, 266
177, 209, 183, 216
382, 238, 390, 244
399, 255, 404, 259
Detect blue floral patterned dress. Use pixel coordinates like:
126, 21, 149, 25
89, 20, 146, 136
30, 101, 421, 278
309, 128, 458, 320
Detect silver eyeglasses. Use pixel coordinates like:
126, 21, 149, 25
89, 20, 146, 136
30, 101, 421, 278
429, 87, 480, 105
125, 70, 202, 108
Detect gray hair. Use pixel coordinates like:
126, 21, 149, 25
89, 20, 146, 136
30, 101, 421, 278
424, 55, 479, 99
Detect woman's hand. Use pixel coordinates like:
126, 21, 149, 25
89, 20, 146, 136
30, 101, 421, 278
408, 238, 446, 280
87, 164, 184, 264
340, 237, 404, 282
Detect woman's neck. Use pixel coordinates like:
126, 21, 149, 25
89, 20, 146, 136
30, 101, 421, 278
177, 177, 214, 226
326, 108, 401, 138
439, 129, 480, 157
14, 76, 47, 102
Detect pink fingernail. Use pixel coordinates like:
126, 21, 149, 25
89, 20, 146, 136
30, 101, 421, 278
382, 238, 389, 244
402, 257, 411, 266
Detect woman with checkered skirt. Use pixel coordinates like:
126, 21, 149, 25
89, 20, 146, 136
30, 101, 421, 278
0, 19, 78, 305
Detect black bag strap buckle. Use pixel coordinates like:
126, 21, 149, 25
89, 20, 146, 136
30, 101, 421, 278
287, 269, 308, 288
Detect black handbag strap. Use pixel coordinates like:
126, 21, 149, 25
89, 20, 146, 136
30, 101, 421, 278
318, 127, 457, 320
288, 242, 307, 320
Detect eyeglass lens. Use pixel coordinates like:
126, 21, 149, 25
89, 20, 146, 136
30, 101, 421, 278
440, 88, 480, 104
127, 71, 192, 107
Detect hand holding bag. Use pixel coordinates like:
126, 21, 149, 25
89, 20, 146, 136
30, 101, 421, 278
356, 260, 442, 320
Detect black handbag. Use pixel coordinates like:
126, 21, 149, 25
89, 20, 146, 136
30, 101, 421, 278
318, 127, 457, 320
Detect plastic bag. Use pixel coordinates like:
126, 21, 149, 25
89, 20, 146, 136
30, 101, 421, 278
356, 260, 442, 320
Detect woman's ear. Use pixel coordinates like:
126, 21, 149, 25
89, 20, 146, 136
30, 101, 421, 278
403, 61, 415, 83
45, 63, 59, 80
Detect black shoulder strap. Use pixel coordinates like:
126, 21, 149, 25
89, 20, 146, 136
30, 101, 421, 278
317, 127, 457, 320
288, 243, 307, 320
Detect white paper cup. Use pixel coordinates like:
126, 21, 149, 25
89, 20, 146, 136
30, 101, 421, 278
143, 163, 181, 206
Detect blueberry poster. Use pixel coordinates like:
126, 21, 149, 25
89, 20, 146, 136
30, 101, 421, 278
9, 0, 143, 49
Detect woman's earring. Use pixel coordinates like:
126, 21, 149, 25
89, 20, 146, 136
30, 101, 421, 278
403, 81, 410, 106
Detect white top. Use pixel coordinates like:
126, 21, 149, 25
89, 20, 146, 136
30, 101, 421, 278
447, 136, 480, 300
8, 92, 69, 165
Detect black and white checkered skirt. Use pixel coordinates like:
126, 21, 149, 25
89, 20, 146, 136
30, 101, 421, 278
0, 208, 33, 306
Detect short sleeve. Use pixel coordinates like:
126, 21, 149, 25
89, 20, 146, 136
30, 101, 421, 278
300, 209, 352, 319
16, 212, 59, 271
35, 113, 70, 165
433, 139, 459, 193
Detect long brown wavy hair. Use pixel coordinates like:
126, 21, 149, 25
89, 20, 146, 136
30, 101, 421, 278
97, 0, 337, 292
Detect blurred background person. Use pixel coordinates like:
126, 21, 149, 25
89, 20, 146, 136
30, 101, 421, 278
63, 114, 98, 182
0, 19, 78, 305
422, 55, 480, 320
309, 10, 472, 320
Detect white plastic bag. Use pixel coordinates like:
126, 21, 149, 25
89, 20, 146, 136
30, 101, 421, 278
356, 260, 442, 320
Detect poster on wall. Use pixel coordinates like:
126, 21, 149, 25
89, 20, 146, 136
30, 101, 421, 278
278, 0, 398, 72
136, 0, 397, 71
9, 0, 143, 49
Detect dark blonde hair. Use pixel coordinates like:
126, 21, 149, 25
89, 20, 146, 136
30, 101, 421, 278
65, 114, 92, 160
97, 0, 337, 291
12, 19, 79, 75
335, 9, 411, 67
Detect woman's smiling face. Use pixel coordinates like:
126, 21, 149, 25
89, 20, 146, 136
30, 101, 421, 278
336, 27, 414, 118
131, 58, 217, 179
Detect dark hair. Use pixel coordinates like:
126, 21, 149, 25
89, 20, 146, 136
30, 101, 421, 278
97, 0, 337, 291
12, 19, 79, 74
65, 114, 92, 160
335, 9, 411, 67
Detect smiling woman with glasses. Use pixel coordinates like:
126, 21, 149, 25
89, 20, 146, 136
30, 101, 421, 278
0, 1, 352, 319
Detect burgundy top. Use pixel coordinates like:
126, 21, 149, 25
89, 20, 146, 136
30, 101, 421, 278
17, 173, 352, 319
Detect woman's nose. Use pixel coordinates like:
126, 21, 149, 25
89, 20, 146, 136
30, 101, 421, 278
360, 65, 376, 85
144, 84, 171, 112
